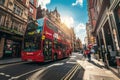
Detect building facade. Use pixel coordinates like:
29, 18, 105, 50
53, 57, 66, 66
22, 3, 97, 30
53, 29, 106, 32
88, 0, 120, 67
86, 22, 96, 45
29, 0, 37, 20
0, 0, 29, 58
74, 38, 82, 51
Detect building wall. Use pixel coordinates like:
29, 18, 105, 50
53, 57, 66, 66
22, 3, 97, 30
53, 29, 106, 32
0, 0, 29, 58
88, 0, 120, 66
0, 38, 5, 58
29, 0, 37, 20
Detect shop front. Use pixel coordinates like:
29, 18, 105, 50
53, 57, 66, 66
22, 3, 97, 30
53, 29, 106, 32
0, 31, 23, 59
113, 2, 120, 72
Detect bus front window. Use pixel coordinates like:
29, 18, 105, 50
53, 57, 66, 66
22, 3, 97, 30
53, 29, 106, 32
23, 18, 44, 52
24, 36, 41, 51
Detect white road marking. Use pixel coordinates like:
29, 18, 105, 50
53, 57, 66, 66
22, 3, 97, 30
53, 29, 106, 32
27, 68, 46, 80
66, 61, 76, 64
70, 56, 76, 58
0, 73, 5, 75
5, 74, 10, 77
8, 67, 45, 80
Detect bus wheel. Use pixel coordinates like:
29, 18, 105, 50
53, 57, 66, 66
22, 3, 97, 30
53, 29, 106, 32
54, 54, 57, 61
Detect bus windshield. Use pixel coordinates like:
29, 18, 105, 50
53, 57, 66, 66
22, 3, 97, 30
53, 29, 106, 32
23, 18, 44, 52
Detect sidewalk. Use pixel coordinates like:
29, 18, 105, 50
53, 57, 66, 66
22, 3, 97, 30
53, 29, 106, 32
0, 58, 22, 65
78, 58, 120, 80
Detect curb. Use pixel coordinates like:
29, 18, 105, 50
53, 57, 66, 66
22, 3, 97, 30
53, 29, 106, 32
0, 60, 23, 65
109, 67, 120, 78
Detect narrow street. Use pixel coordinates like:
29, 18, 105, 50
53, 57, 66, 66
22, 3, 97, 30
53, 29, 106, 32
0, 52, 119, 80
1, 0, 120, 80
0, 52, 83, 80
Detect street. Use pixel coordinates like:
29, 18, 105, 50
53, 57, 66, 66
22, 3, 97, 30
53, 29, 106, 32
1, 0, 120, 80
0, 52, 84, 80
0, 52, 119, 80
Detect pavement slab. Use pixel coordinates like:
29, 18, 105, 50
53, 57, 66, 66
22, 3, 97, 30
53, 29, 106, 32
89, 75, 115, 80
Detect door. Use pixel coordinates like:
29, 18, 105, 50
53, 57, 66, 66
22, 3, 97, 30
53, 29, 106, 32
43, 39, 52, 60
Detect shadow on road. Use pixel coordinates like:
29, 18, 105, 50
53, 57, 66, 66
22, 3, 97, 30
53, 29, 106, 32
88, 60, 105, 69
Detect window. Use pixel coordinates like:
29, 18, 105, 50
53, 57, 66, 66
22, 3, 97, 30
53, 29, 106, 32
24, 36, 41, 51
30, 0, 34, 4
0, 15, 2, 26
110, 0, 114, 5
30, 7, 33, 14
46, 20, 58, 32
0, 0, 5, 5
14, 4, 23, 16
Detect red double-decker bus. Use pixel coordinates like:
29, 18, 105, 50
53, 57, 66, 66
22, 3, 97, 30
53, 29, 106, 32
21, 18, 72, 62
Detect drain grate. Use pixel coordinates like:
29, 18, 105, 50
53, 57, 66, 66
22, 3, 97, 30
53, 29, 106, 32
89, 75, 115, 80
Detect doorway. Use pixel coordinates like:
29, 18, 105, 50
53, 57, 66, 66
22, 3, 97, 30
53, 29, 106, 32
103, 21, 116, 66
43, 39, 52, 60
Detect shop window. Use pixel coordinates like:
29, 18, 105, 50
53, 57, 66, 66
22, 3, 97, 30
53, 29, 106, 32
30, 0, 34, 5
0, 0, 5, 5
0, 15, 2, 26
114, 4, 120, 38
4, 40, 13, 54
110, 0, 114, 5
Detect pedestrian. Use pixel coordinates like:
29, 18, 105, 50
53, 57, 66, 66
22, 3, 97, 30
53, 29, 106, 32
87, 48, 91, 61
83, 50, 87, 58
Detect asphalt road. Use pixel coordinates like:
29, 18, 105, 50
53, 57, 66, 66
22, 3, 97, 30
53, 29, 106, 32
0, 52, 84, 80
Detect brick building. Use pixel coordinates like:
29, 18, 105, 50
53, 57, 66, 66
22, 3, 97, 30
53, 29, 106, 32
88, 0, 120, 68
0, 0, 29, 58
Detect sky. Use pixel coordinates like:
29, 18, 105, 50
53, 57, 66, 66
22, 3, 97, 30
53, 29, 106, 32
38, 0, 88, 44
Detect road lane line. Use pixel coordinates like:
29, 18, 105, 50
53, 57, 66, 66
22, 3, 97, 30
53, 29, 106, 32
69, 64, 81, 80
8, 67, 45, 80
0, 72, 5, 75
64, 64, 79, 80
61, 64, 78, 80
61, 64, 81, 80
0, 62, 30, 69
5, 74, 11, 77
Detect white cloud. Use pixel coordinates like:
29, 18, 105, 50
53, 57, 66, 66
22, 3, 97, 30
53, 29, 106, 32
61, 16, 74, 28
74, 23, 86, 44
72, 0, 83, 6
38, 0, 51, 9
75, 23, 86, 33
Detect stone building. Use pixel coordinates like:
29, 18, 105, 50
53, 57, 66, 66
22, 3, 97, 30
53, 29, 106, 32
29, 0, 37, 20
86, 22, 95, 45
88, 0, 120, 68
75, 38, 82, 51
0, 0, 29, 58
70, 27, 76, 52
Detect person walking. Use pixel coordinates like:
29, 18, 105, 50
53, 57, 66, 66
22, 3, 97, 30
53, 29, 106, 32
87, 48, 91, 61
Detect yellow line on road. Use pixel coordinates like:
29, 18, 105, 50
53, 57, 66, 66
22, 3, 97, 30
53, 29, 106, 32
61, 64, 80, 80
69, 64, 81, 80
